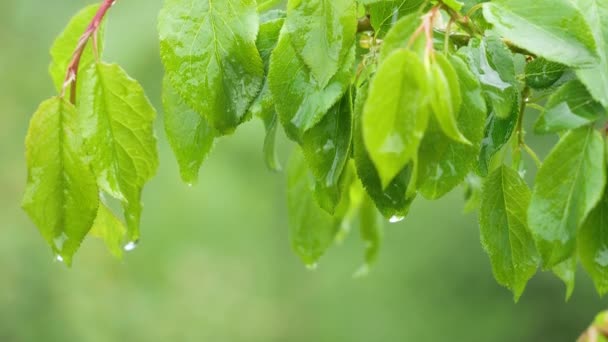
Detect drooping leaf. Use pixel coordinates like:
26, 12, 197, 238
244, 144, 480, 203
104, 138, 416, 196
482, 0, 597, 67
355, 194, 383, 277
249, 11, 286, 172
162, 77, 216, 185
269, 32, 355, 140
458, 37, 520, 175
285, 0, 357, 86
90, 203, 127, 259
79, 63, 158, 242
428, 53, 469, 144
287, 148, 340, 266
535, 80, 607, 134
417, 55, 486, 199
553, 256, 577, 300
22, 97, 99, 265
578, 183, 608, 296
302, 93, 353, 214
479, 165, 538, 300
529, 126, 606, 268
362, 48, 430, 188
574, 0, 608, 107
158, 0, 264, 133
354, 82, 416, 219
49, 4, 105, 92
525, 58, 565, 90
368, 0, 425, 36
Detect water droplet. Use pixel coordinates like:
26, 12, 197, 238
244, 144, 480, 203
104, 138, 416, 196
55, 254, 64, 263
306, 263, 318, 270
124, 241, 138, 252
389, 215, 405, 223
187, 183, 194, 188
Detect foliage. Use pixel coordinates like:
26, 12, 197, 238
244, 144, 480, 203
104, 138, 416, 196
22, 0, 608, 301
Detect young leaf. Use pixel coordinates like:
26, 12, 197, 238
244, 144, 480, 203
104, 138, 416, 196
49, 4, 105, 92
287, 148, 340, 266
362, 48, 430, 188
428, 53, 469, 145
22, 98, 99, 265
535, 80, 607, 134
79, 63, 159, 242
479, 165, 538, 300
269, 33, 355, 140
482, 0, 597, 67
368, 0, 424, 36
578, 183, 608, 296
158, 0, 264, 134
378, 12, 422, 61
529, 126, 606, 268
302, 93, 353, 214
90, 204, 127, 259
524, 58, 565, 90
417, 55, 486, 199
162, 77, 216, 185
573, 0, 608, 107
354, 83, 416, 219
285, 0, 357, 86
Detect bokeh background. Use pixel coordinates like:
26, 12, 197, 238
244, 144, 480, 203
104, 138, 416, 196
0, 1, 606, 341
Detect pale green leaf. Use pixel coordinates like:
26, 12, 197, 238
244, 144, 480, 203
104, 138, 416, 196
480, 165, 538, 300
49, 4, 104, 92
22, 97, 99, 265
368, 0, 424, 36
158, 0, 264, 133
552, 256, 577, 300
90, 203, 127, 259
529, 126, 606, 268
162, 77, 215, 185
285, 0, 357, 86
355, 194, 383, 277
482, 0, 597, 67
79, 63, 158, 242
362, 48, 430, 188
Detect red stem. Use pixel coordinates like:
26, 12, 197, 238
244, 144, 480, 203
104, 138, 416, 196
61, 0, 116, 104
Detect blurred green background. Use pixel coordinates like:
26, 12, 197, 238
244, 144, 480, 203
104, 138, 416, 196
0, 1, 606, 341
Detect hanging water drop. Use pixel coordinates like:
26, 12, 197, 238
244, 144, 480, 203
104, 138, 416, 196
124, 240, 138, 252
55, 254, 64, 263
389, 215, 405, 223
306, 262, 318, 270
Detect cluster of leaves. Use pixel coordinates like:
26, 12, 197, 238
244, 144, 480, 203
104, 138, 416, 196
23, 0, 608, 299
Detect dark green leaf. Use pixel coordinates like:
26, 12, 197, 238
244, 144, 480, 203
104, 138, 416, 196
529, 126, 606, 268
578, 183, 608, 296
158, 0, 264, 133
22, 97, 99, 265
79, 63, 158, 242
535, 80, 607, 134
482, 0, 597, 67
480, 165, 538, 300
525, 58, 565, 90
162, 77, 216, 185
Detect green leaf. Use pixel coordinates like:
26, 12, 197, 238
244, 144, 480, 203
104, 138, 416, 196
482, 0, 597, 67
49, 4, 105, 92
524, 58, 565, 90
378, 12, 422, 61
355, 194, 383, 277
417, 55, 486, 199
249, 11, 286, 172
535, 80, 607, 134
162, 77, 216, 185
287, 148, 340, 266
90, 204, 127, 259
573, 0, 608, 107
552, 256, 577, 300
578, 183, 608, 296
354, 83, 416, 219
458, 37, 520, 175
79, 63, 158, 242
285, 0, 357, 86
22, 97, 99, 265
429, 53, 469, 145
529, 126, 606, 268
440, 0, 464, 12
269, 32, 355, 140
158, 0, 264, 134
302, 93, 353, 214
479, 165, 538, 300
368, 0, 425, 36
362, 48, 430, 188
